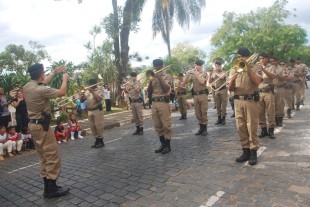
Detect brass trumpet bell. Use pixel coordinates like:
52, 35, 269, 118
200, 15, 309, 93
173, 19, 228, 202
236, 60, 248, 73
146, 70, 155, 81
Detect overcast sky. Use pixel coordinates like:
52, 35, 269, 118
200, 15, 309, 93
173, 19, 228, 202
0, 0, 309, 68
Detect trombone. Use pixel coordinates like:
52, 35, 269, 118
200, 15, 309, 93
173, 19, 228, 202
210, 53, 259, 92
146, 64, 172, 81
56, 74, 104, 108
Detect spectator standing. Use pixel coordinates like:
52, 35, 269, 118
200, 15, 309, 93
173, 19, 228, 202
12, 91, 29, 133
103, 84, 112, 111
0, 87, 12, 128
80, 93, 87, 118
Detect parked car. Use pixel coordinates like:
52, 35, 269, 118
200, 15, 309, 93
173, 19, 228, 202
306, 69, 310, 81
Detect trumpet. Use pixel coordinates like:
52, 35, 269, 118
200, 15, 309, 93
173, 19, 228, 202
146, 64, 172, 81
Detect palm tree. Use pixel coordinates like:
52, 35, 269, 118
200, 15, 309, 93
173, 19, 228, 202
152, 0, 206, 57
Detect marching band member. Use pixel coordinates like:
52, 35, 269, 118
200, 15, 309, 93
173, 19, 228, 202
294, 57, 308, 106
273, 57, 288, 127
209, 60, 228, 125
257, 53, 277, 139
125, 72, 144, 135
148, 59, 173, 154
284, 59, 296, 118
184, 60, 209, 136
85, 79, 105, 148
176, 73, 188, 120
23, 63, 70, 198
228, 48, 262, 166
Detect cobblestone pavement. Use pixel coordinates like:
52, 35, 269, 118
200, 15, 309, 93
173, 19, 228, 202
1, 90, 310, 207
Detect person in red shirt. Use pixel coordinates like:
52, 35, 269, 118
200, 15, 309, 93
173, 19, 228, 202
54, 121, 68, 143
68, 114, 83, 140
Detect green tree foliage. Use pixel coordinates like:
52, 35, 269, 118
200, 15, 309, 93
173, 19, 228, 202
0, 41, 51, 75
170, 41, 206, 71
152, 0, 206, 57
0, 73, 29, 98
48, 60, 79, 96
210, 0, 307, 63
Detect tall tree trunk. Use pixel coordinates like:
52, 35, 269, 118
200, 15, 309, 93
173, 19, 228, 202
112, 0, 123, 106
120, 0, 133, 80
112, 0, 121, 75
163, 7, 171, 57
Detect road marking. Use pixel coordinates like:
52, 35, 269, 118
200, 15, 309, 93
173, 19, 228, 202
200, 191, 225, 207
106, 137, 124, 143
7, 163, 39, 174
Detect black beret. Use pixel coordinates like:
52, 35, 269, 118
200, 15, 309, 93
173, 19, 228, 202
289, 59, 295, 63
130, 72, 137, 77
259, 52, 269, 58
214, 61, 222, 65
153, 59, 163, 67
28, 63, 44, 74
178, 73, 184, 77
270, 57, 278, 61
237, 47, 251, 57
88, 79, 97, 85
194, 59, 204, 66
296, 57, 301, 60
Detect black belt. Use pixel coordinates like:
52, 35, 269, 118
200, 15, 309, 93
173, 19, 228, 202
193, 90, 208, 95
215, 86, 226, 91
276, 85, 285, 88
234, 94, 254, 100
259, 88, 272, 93
152, 96, 170, 103
30, 119, 44, 124
130, 97, 142, 103
88, 105, 103, 111
285, 85, 293, 89
293, 80, 301, 83
177, 91, 187, 95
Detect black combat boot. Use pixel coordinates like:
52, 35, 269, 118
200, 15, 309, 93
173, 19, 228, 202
43, 178, 48, 197
215, 116, 222, 125
258, 127, 268, 138
43, 177, 64, 197
231, 113, 235, 118
275, 117, 279, 126
248, 149, 258, 166
296, 103, 300, 111
95, 138, 105, 148
195, 124, 203, 135
300, 100, 304, 105
221, 116, 226, 125
287, 109, 292, 118
268, 128, 275, 139
138, 127, 143, 135
278, 117, 283, 127
161, 139, 171, 154
133, 126, 140, 135
44, 179, 70, 198
155, 136, 165, 153
183, 113, 187, 120
201, 125, 208, 136
91, 138, 99, 148
179, 114, 184, 120
236, 148, 250, 163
